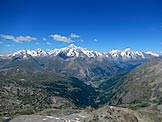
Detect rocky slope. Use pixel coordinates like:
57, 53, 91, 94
0, 67, 99, 118
2, 58, 162, 122
97, 58, 162, 114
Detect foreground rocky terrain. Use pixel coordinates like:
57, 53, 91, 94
9, 105, 162, 122
9, 106, 146, 122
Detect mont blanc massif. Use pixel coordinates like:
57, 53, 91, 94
1, 44, 162, 122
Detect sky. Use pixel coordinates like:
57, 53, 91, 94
0, 0, 162, 54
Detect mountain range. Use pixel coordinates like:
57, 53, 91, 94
1, 44, 162, 122
1, 44, 160, 82
1, 44, 161, 61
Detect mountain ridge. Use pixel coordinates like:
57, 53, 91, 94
1, 44, 161, 61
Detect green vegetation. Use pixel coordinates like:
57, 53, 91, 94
1, 57, 162, 122
0, 68, 99, 117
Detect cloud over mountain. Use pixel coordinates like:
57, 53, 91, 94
70, 33, 80, 38
42, 37, 46, 41
49, 33, 80, 43
0, 34, 37, 43
49, 34, 72, 43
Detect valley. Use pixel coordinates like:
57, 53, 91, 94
0, 45, 162, 122
1, 0, 162, 121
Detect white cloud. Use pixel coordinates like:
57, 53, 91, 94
0, 41, 3, 44
49, 33, 80, 43
0, 34, 37, 43
70, 33, 80, 38
80, 39, 84, 42
35, 42, 40, 45
93, 39, 98, 42
160, 42, 162, 44
0, 35, 15, 40
5, 44, 11, 47
49, 34, 73, 43
46, 42, 51, 45
42, 37, 46, 41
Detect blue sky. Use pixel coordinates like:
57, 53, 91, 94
0, 0, 162, 54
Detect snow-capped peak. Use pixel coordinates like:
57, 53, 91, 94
7, 48, 48, 59
124, 48, 131, 52
68, 44, 78, 48
109, 48, 159, 61
49, 44, 105, 58
145, 51, 160, 57
1, 45, 160, 61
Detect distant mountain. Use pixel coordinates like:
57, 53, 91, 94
1, 44, 160, 61
0, 44, 160, 83
109, 48, 160, 61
